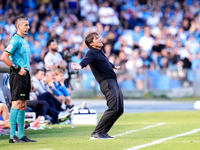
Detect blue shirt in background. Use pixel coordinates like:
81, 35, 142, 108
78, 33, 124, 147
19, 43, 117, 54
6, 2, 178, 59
51, 81, 69, 96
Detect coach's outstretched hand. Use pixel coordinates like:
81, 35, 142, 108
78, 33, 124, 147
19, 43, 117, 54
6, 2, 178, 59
72, 63, 82, 70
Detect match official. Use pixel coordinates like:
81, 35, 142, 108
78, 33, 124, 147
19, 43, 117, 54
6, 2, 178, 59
1, 15, 36, 143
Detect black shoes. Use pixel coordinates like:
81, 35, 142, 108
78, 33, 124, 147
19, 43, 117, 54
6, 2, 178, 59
9, 135, 37, 143
67, 104, 74, 109
20, 136, 37, 142
9, 135, 25, 143
67, 104, 74, 112
103, 133, 114, 139
90, 132, 114, 140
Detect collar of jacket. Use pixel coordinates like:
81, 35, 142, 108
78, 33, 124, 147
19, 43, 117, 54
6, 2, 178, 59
90, 47, 102, 52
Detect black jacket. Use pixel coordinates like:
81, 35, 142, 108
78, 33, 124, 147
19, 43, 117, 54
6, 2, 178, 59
79, 48, 116, 83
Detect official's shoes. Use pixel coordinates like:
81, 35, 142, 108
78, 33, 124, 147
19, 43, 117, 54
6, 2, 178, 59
20, 136, 37, 142
103, 133, 114, 139
9, 135, 25, 143
90, 132, 110, 140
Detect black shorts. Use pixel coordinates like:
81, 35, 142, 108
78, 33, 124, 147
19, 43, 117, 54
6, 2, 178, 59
9, 69, 31, 101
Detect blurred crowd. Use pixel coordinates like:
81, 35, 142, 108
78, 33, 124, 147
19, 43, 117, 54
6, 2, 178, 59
0, 0, 200, 90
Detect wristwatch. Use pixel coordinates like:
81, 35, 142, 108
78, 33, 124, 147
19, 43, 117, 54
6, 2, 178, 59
11, 63, 21, 72
12, 63, 18, 70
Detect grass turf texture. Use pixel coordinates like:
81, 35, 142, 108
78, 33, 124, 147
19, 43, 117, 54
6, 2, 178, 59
0, 111, 200, 150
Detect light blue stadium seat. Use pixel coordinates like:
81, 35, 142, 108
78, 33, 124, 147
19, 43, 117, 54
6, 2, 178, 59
155, 75, 171, 90
82, 71, 95, 90
119, 80, 135, 90
187, 69, 194, 82
170, 80, 181, 88
147, 70, 160, 89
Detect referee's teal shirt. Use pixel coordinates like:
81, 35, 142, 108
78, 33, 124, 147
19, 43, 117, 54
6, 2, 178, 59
4, 34, 30, 71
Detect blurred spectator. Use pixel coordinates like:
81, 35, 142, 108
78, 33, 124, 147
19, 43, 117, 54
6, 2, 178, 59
185, 35, 199, 55
53, 69, 72, 106
80, 0, 88, 19
128, 11, 144, 29
152, 38, 164, 68
192, 51, 200, 69
168, 21, 179, 36
98, 1, 114, 26
1, 0, 200, 92
139, 26, 154, 55
71, 28, 83, 50
33, 69, 72, 110
4, 20, 16, 37
130, 0, 141, 12
45, 70, 67, 103
30, 41, 42, 61
113, 36, 123, 52
44, 38, 66, 70
126, 49, 143, 70
84, 0, 98, 24
54, 20, 64, 36
146, 10, 160, 28
178, 45, 192, 68
0, 15, 6, 27
140, 51, 152, 68
32, 69, 50, 95
38, 3, 47, 21
121, 40, 133, 57
189, 0, 199, 15
132, 26, 143, 49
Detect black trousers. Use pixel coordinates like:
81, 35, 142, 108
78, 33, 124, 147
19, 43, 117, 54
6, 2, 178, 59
10, 69, 31, 100
37, 92, 63, 111
27, 100, 59, 122
94, 78, 124, 134
27, 100, 48, 117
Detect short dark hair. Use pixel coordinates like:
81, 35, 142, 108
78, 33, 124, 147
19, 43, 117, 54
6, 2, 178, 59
85, 32, 98, 49
34, 69, 44, 75
46, 38, 56, 48
14, 15, 28, 27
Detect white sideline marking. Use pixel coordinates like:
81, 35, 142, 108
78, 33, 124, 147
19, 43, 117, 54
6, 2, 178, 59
125, 128, 200, 150
113, 123, 166, 137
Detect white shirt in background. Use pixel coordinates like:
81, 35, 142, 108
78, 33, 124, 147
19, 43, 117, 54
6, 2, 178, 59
85, 3, 98, 23
44, 52, 64, 70
139, 36, 154, 55
98, 6, 114, 25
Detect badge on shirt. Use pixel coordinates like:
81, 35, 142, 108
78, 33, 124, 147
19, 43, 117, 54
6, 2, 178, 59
10, 40, 15, 44
5, 44, 13, 52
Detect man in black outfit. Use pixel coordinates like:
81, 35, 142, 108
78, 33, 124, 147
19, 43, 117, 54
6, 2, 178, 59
73, 32, 123, 139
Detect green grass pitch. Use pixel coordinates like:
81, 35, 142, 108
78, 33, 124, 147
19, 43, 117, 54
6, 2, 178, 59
1, 111, 200, 150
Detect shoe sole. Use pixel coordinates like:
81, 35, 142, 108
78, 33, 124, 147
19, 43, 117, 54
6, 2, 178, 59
58, 115, 71, 122
90, 137, 114, 140
9, 140, 25, 143
58, 113, 71, 120
39, 120, 50, 125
